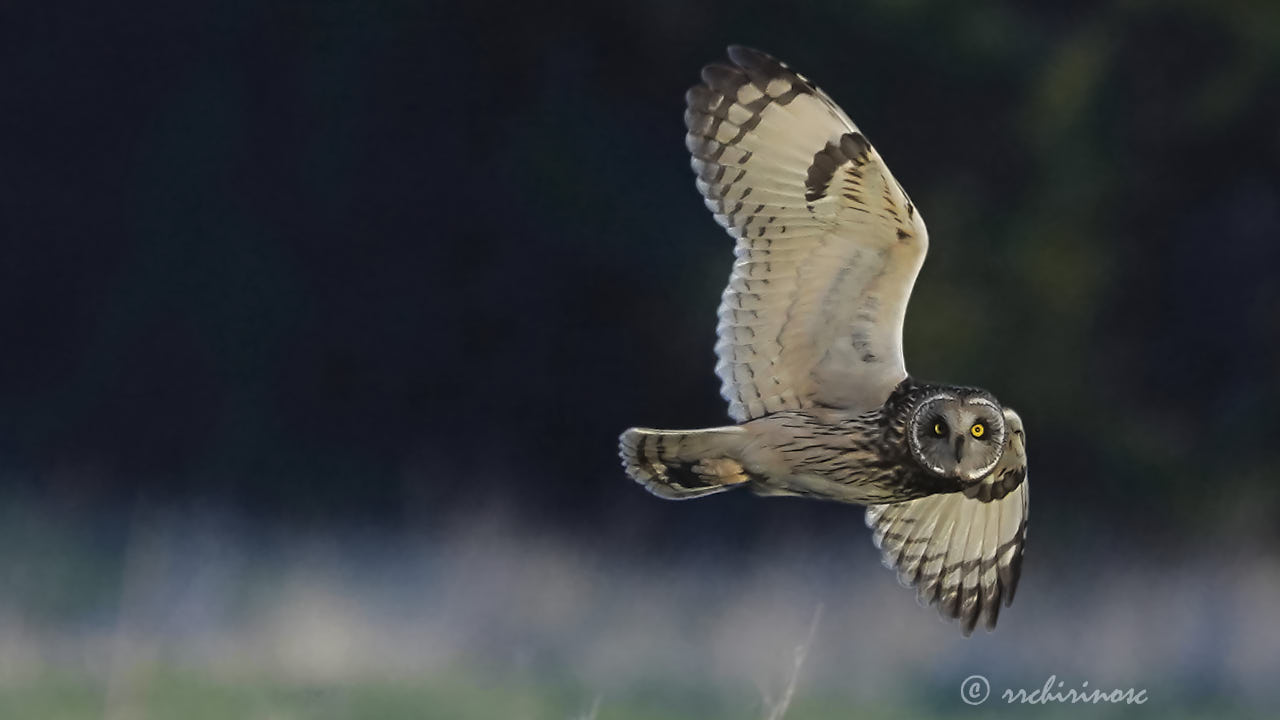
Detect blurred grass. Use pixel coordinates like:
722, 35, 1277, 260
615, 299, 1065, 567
3, 669, 757, 720
0, 672, 1261, 720
2, 670, 590, 720
1, 499, 1277, 718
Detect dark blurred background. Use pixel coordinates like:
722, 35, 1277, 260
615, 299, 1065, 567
5, 0, 1278, 536
2, 1, 1280, 715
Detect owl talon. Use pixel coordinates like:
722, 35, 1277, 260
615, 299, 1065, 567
692, 458, 750, 486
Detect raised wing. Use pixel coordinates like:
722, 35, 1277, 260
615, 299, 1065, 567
685, 46, 928, 421
865, 409, 1029, 635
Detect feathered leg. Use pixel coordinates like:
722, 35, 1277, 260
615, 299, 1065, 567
619, 426, 755, 500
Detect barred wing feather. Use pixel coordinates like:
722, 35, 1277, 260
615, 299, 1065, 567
685, 46, 928, 421
865, 409, 1029, 635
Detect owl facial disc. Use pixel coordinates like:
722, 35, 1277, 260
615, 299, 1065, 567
908, 390, 1007, 483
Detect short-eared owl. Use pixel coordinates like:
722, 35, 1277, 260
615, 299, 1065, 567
619, 47, 1029, 635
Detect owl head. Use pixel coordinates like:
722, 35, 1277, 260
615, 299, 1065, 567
907, 389, 1006, 484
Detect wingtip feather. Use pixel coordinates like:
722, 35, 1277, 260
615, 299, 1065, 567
726, 45, 775, 69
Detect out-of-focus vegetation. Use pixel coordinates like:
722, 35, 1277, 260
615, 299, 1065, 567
1, 502, 1277, 718
0, 677, 1258, 720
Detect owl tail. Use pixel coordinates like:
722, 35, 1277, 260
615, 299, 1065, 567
619, 426, 754, 500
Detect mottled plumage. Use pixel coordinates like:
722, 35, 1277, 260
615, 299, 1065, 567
619, 46, 1029, 635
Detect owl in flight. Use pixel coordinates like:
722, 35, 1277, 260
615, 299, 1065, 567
619, 47, 1028, 635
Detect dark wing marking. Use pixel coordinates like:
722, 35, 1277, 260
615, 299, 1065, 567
685, 46, 929, 421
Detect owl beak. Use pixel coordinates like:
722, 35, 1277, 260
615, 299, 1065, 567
953, 435, 965, 463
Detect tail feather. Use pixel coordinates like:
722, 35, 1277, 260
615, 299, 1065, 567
619, 426, 753, 500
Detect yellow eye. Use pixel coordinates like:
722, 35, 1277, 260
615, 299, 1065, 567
933, 422, 945, 436
971, 423, 985, 438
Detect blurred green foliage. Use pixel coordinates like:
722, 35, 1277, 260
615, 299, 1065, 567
0, 671, 1261, 720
